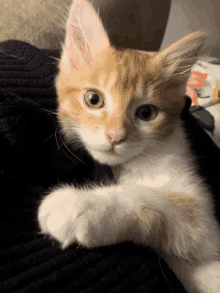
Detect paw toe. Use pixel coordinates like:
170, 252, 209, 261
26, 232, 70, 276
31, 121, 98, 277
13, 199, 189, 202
47, 210, 67, 234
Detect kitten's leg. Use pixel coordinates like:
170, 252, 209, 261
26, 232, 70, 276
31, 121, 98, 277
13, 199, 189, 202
156, 190, 220, 293
38, 184, 220, 293
37, 184, 140, 249
38, 183, 169, 249
161, 253, 220, 293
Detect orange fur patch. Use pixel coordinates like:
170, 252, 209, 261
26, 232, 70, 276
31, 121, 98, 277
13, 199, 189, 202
165, 192, 199, 228
211, 82, 220, 105
56, 47, 184, 139
138, 192, 199, 254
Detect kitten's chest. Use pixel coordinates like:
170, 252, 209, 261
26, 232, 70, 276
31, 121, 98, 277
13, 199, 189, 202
112, 152, 197, 192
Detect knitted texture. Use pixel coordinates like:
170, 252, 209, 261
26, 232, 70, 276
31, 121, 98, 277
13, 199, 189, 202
1, 40, 220, 293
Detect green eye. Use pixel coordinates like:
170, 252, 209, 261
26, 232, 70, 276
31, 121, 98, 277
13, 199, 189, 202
84, 90, 104, 109
136, 105, 157, 121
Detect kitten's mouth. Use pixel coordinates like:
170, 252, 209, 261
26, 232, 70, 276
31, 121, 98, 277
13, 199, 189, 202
92, 147, 122, 157
102, 148, 121, 156
90, 145, 119, 155
105, 147, 116, 154
87, 145, 126, 166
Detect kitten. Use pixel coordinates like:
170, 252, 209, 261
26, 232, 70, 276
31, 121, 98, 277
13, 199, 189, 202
38, 0, 220, 292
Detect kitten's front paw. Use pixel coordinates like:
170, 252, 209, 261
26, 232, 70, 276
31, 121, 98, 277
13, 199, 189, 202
190, 261, 220, 293
38, 186, 126, 249
38, 187, 79, 248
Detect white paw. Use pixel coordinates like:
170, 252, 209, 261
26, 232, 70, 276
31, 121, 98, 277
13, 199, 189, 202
169, 257, 220, 293
190, 261, 220, 293
38, 186, 129, 249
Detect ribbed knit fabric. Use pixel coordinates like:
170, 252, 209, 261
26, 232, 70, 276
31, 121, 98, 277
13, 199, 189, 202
1, 40, 220, 293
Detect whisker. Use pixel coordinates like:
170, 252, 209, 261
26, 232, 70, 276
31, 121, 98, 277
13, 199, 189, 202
65, 139, 82, 148
41, 108, 76, 125
55, 128, 60, 150
157, 253, 174, 293
61, 138, 83, 152
49, 54, 61, 64
59, 135, 85, 164
138, 147, 156, 165
42, 132, 56, 146
42, 127, 61, 146
141, 138, 182, 153
140, 147, 180, 175
42, 125, 79, 148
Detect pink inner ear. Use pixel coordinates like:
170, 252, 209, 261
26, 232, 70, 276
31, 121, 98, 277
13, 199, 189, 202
63, 0, 110, 69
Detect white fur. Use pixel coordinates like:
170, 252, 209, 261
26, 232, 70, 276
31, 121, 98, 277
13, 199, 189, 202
38, 125, 220, 293
162, 253, 220, 293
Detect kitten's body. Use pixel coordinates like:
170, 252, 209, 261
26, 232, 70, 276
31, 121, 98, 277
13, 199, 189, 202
38, 1, 220, 292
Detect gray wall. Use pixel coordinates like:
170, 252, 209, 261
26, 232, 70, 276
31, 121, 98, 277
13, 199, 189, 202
92, 0, 170, 51
160, 0, 220, 57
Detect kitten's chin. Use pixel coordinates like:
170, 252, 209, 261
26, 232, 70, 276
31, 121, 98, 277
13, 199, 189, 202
87, 147, 143, 166
88, 149, 125, 166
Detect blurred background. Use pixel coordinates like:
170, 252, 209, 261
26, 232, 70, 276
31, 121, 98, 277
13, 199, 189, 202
0, 0, 219, 57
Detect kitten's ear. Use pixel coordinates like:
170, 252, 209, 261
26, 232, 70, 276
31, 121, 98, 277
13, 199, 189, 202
61, 0, 110, 69
155, 30, 208, 84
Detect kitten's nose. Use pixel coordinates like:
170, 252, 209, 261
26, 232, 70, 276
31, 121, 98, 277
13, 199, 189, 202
105, 128, 127, 145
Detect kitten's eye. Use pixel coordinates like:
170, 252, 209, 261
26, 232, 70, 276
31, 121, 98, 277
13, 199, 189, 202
84, 90, 104, 109
135, 105, 157, 121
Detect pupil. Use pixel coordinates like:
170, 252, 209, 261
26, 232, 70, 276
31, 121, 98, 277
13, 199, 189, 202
91, 94, 99, 105
140, 107, 151, 118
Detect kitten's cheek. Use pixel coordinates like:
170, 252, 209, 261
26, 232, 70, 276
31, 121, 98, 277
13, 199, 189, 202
60, 99, 71, 113
59, 101, 80, 124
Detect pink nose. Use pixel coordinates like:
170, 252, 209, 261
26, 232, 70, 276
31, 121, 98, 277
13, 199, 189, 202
105, 128, 126, 145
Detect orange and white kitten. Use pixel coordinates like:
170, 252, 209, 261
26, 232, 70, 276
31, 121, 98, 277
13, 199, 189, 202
38, 0, 220, 292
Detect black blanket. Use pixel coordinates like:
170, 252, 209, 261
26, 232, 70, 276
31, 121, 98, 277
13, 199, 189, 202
1, 40, 220, 293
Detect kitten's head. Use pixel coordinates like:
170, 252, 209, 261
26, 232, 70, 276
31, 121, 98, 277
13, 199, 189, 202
56, 0, 207, 166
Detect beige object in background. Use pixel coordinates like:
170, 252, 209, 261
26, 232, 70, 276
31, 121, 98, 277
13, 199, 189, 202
1, 0, 219, 55
0, 0, 169, 50
0, 0, 73, 49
